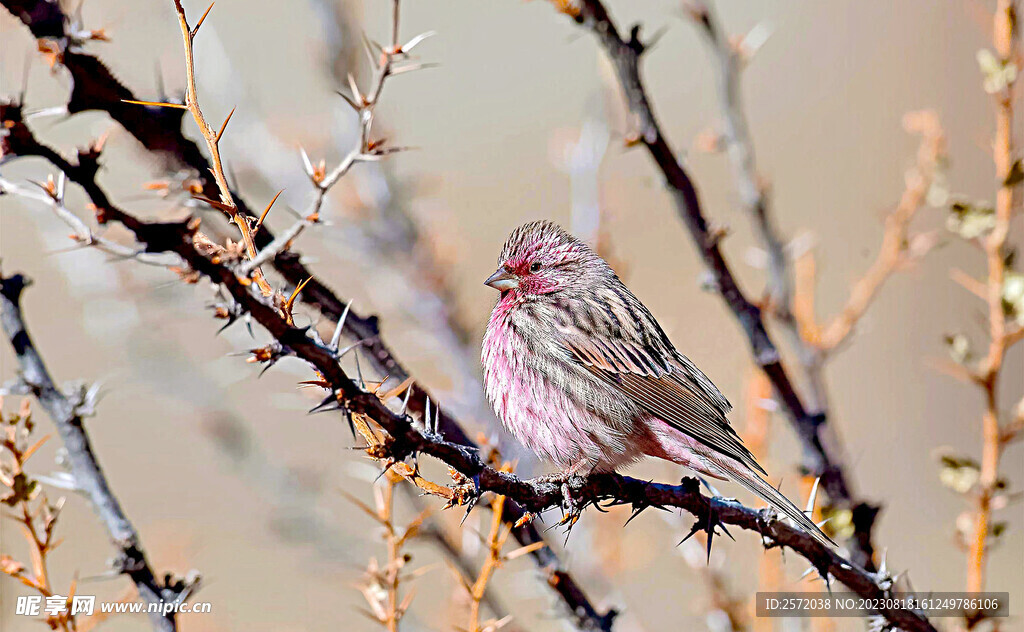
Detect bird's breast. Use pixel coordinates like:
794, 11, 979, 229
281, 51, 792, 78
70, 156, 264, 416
481, 304, 637, 469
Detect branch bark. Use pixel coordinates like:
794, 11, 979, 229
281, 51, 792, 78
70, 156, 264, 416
0, 273, 199, 632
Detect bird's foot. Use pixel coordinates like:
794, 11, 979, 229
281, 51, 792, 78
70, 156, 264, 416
547, 471, 588, 541
446, 470, 482, 523
680, 493, 735, 562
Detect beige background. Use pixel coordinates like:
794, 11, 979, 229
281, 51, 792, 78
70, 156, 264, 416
1, 0, 1022, 631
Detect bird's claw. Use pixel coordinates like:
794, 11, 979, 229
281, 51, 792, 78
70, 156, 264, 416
445, 471, 482, 523
545, 473, 587, 542
680, 494, 735, 562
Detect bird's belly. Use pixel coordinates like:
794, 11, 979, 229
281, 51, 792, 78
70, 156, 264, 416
483, 323, 636, 470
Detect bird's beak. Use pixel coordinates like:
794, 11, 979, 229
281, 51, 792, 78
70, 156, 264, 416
484, 267, 519, 291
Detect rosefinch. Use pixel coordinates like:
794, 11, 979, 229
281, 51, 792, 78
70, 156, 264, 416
481, 220, 832, 548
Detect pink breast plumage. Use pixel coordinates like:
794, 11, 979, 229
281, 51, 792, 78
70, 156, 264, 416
482, 301, 636, 470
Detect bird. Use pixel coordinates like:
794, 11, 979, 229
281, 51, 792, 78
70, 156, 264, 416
480, 219, 833, 549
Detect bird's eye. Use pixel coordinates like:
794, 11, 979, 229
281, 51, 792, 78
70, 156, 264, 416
529, 262, 542, 273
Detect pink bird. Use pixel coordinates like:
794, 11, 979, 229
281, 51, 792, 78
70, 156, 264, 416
481, 220, 832, 548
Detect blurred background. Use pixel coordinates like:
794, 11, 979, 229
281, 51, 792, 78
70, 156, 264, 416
1, 0, 1022, 630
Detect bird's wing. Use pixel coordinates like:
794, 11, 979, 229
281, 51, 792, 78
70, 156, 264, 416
553, 294, 764, 475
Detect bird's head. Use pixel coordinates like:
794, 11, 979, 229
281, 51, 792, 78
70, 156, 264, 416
485, 220, 599, 299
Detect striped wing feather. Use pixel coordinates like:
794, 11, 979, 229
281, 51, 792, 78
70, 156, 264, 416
557, 309, 765, 476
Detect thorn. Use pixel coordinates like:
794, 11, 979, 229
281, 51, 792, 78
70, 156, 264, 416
698, 476, 722, 498
347, 73, 363, 106
401, 31, 436, 53
258, 358, 279, 377
390, 62, 440, 76
643, 25, 669, 52
254, 189, 283, 236
362, 32, 384, 56
335, 90, 360, 112
336, 338, 368, 359
399, 383, 414, 416
354, 349, 364, 389
121, 99, 187, 110
56, 171, 66, 203
215, 106, 235, 144
430, 402, 441, 436
624, 503, 648, 526
679, 495, 733, 563
877, 548, 889, 578
360, 31, 378, 67
342, 409, 355, 438
299, 146, 314, 178
330, 299, 353, 351
283, 276, 313, 324
805, 476, 820, 515
191, 2, 215, 39
424, 397, 431, 431
458, 473, 481, 526
308, 391, 340, 414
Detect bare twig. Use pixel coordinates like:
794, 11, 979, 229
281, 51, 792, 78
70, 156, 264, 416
0, 174, 175, 268
348, 472, 426, 631
690, 1, 790, 315
161, 0, 273, 296
818, 112, 945, 352
301, 0, 427, 218
966, 0, 1020, 601
1, 399, 74, 632
458, 481, 534, 632
0, 272, 200, 632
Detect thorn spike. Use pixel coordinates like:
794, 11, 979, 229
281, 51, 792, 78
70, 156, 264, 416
192, 1, 215, 38
215, 106, 235, 144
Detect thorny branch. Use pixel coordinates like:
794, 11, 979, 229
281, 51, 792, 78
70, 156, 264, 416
1, 399, 74, 632
0, 2, 614, 628
160, 0, 273, 296
562, 0, 885, 571
1, 105, 933, 630
346, 472, 425, 632
0, 272, 200, 632
457, 480, 537, 632
0, 0, 396, 384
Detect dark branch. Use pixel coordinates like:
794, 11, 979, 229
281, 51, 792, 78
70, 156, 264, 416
0, 272, 199, 632
687, 1, 882, 569
569, 0, 880, 569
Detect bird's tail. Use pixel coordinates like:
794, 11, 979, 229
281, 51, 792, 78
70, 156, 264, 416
721, 460, 836, 550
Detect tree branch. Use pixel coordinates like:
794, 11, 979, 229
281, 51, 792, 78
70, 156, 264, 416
566, 0, 883, 570
0, 272, 200, 632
